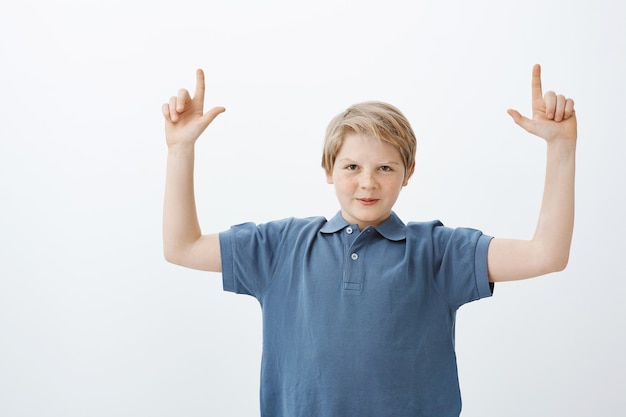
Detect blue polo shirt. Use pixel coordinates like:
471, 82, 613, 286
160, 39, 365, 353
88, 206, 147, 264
219, 212, 493, 417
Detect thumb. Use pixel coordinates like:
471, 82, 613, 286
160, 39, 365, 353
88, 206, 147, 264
507, 109, 533, 133
198, 106, 226, 130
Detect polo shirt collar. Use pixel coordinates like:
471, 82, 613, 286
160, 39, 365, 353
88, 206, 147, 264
375, 212, 407, 241
321, 211, 406, 241
320, 212, 349, 233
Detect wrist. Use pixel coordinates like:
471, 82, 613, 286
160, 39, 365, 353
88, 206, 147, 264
546, 137, 577, 161
167, 141, 196, 155
547, 135, 576, 149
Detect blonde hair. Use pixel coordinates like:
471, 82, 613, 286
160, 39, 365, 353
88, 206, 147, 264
321, 101, 417, 176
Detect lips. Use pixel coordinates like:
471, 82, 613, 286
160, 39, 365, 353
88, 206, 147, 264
357, 198, 379, 206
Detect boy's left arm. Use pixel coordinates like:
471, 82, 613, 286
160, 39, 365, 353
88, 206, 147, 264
488, 64, 577, 282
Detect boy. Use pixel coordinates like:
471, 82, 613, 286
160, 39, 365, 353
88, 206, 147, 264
161, 64, 576, 416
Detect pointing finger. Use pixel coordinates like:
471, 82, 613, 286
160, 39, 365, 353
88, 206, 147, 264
194, 69, 206, 103
531, 64, 543, 105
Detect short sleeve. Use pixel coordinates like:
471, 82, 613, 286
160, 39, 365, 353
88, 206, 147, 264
219, 219, 292, 298
432, 225, 493, 310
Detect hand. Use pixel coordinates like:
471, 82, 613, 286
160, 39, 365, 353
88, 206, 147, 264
507, 64, 576, 143
162, 69, 225, 148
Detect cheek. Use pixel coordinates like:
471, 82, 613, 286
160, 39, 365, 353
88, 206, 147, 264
384, 178, 406, 194
332, 175, 354, 192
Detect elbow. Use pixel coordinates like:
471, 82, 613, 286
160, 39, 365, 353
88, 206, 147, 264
163, 245, 183, 266
553, 253, 570, 272
540, 250, 570, 275
163, 250, 176, 265
163, 251, 175, 264
547, 259, 568, 274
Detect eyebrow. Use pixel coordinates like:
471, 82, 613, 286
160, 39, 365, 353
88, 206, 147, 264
336, 158, 402, 165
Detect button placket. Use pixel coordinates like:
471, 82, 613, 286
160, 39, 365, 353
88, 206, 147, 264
343, 227, 373, 293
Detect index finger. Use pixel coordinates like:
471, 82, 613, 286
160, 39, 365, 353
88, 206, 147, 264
194, 68, 206, 102
531, 64, 543, 103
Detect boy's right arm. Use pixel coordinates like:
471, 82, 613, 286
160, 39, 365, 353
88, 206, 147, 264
162, 69, 225, 272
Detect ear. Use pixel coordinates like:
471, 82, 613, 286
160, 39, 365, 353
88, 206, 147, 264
403, 162, 416, 186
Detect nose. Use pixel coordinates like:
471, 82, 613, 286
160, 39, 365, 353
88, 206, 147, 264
359, 171, 378, 189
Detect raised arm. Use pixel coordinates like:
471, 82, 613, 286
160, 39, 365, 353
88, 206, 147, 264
488, 64, 577, 282
162, 69, 224, 272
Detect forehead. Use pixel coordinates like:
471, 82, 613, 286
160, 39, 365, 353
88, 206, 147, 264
336, 133, 403, 161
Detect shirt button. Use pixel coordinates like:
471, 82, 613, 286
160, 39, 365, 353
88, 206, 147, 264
346, 227, 353, 234
351, 253, 359, 260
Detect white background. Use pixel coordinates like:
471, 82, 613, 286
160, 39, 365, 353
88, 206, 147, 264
1, 0, 624, 416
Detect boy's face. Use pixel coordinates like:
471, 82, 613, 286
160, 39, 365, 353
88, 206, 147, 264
326, 133, 413, 230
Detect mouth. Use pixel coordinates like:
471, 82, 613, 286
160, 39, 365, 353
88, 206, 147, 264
357, 198, 379, 206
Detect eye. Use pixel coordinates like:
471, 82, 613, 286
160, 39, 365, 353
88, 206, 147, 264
345, 164, 358, 171
379, 165, 393, 172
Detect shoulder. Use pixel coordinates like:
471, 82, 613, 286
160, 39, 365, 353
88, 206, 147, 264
406, 220, 487, 249
219, 216, 328, 262
263, 216, 328, 231
405, 220, 446, 241
406, 219, 444, 232
223, 216, 328, 238
406, 220, 484, 236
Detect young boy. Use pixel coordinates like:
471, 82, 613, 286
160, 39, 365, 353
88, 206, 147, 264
162, 64, 576, 417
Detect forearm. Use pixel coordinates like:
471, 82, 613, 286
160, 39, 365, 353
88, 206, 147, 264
531, 139, 576, 273
162, 144, 202, 264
